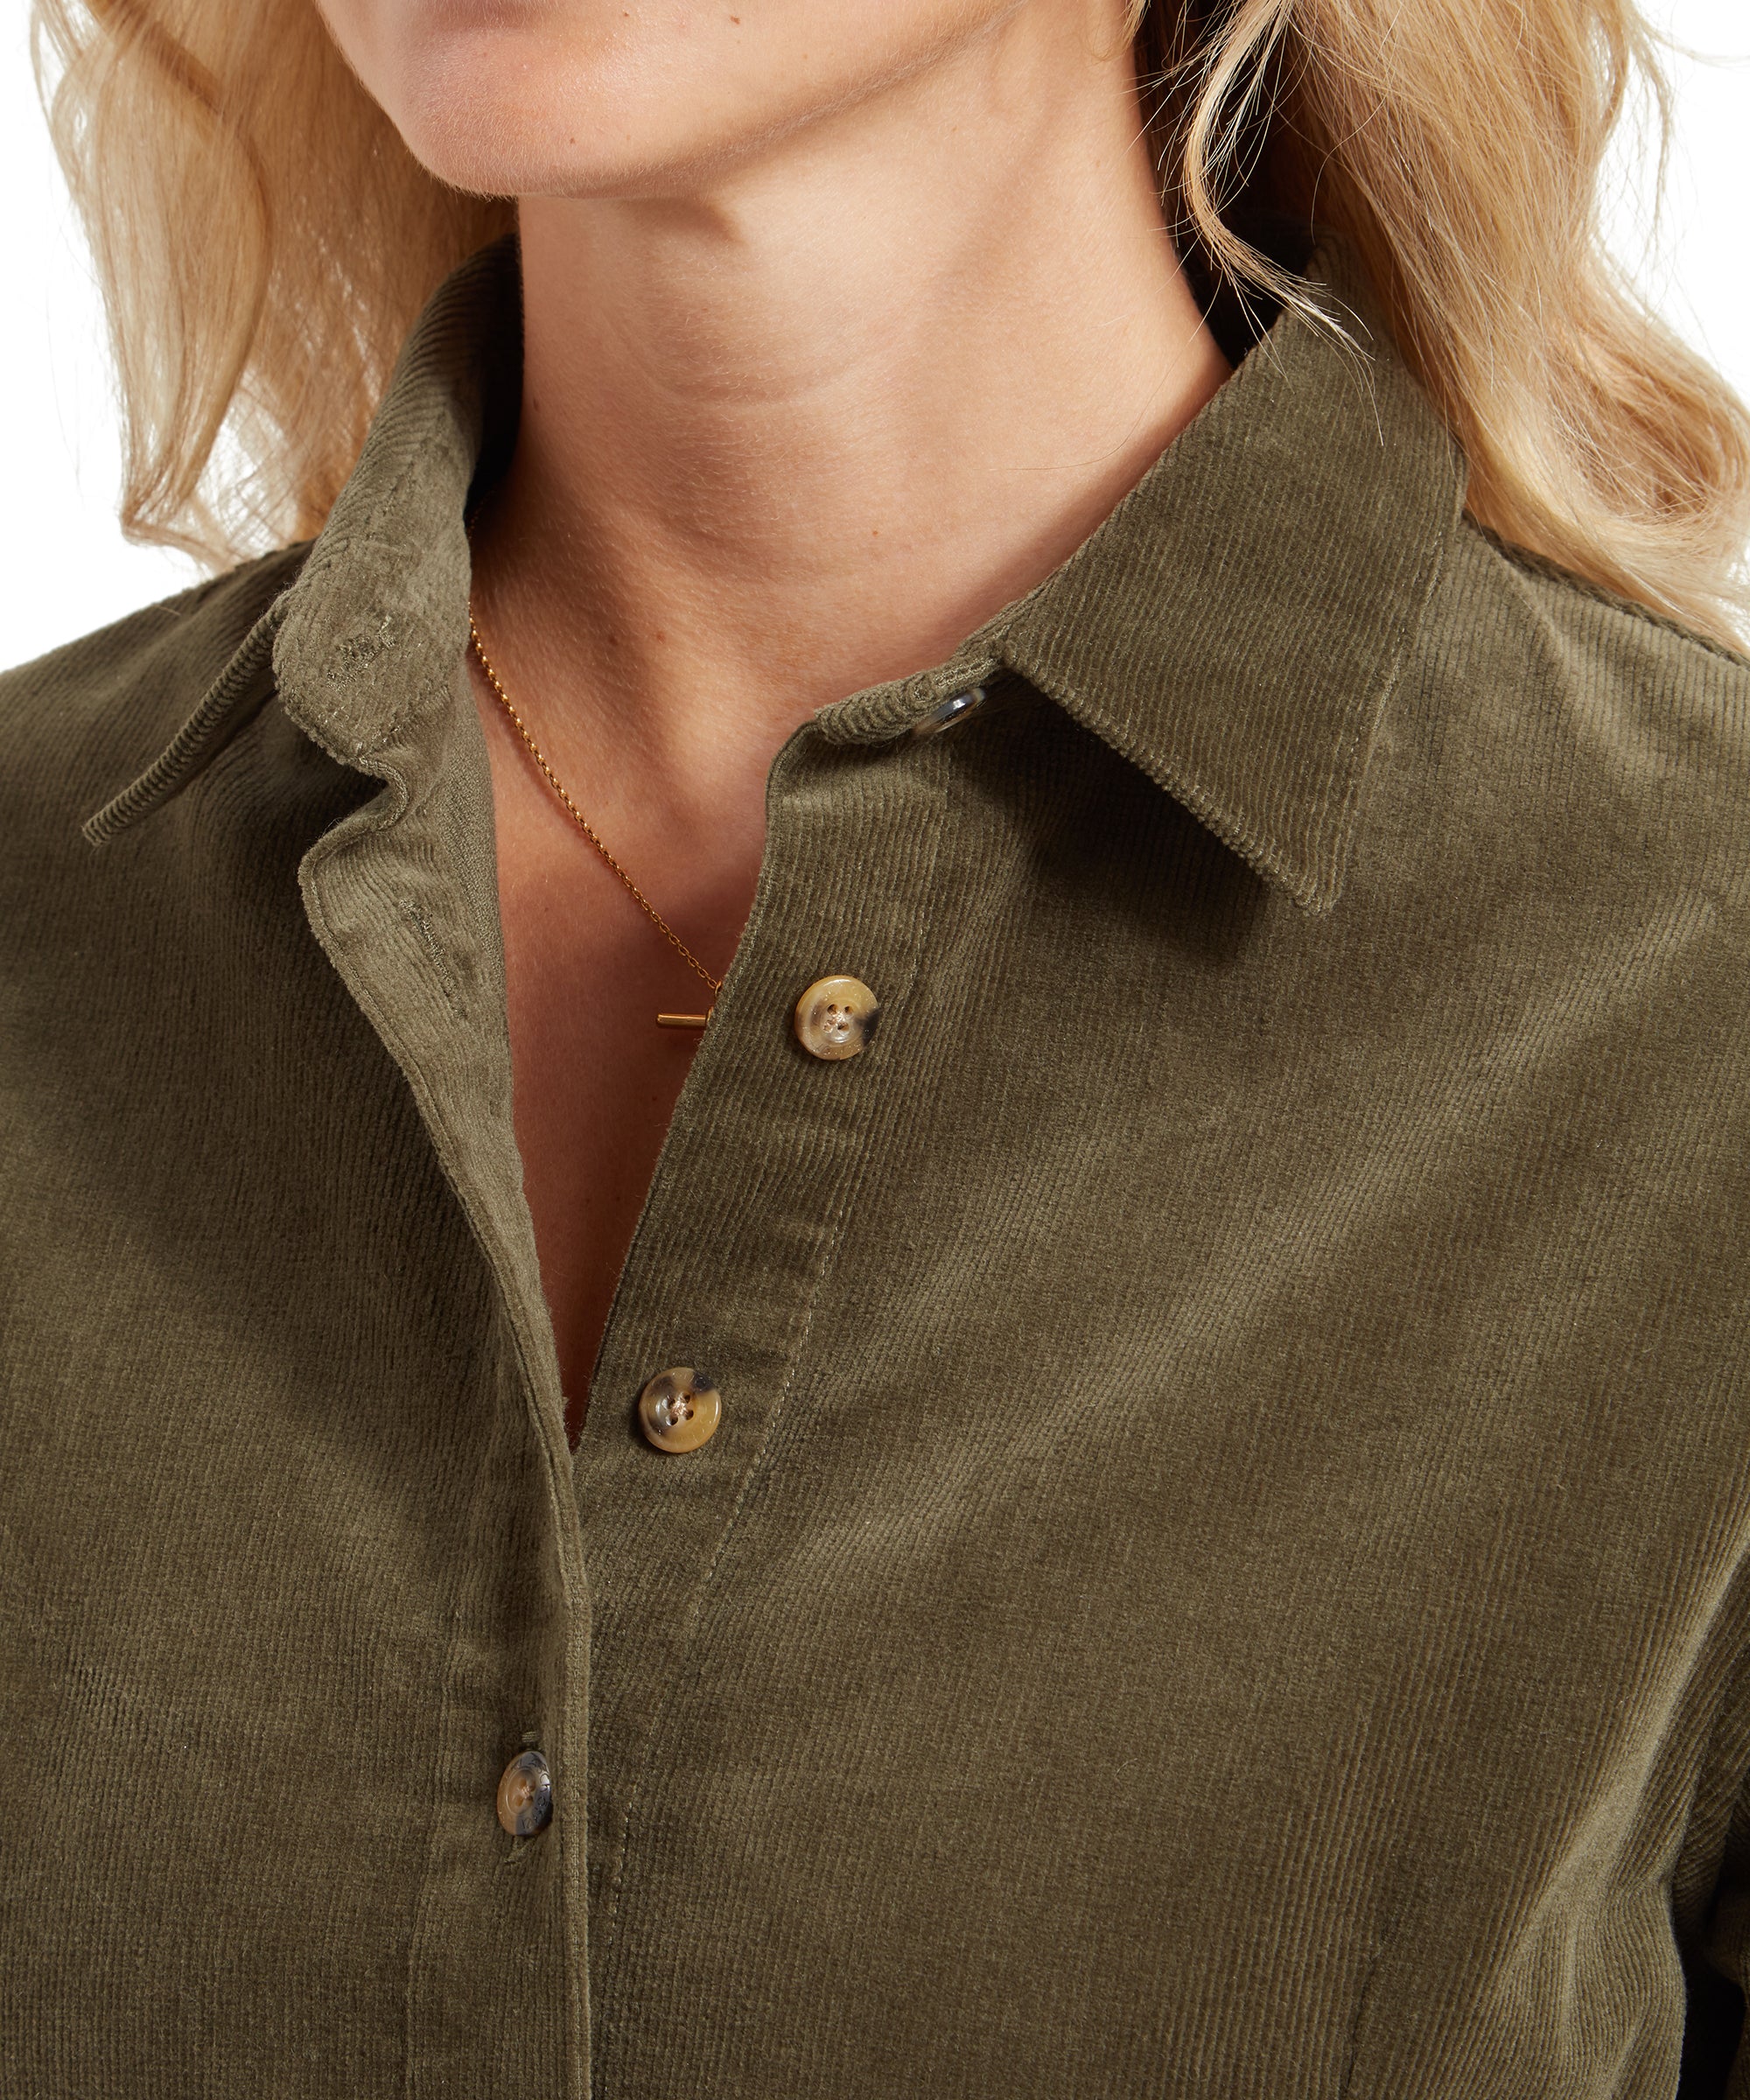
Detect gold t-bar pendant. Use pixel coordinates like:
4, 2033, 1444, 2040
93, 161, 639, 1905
466, 615, 724, 1035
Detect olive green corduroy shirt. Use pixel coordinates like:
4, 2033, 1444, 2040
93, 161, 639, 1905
5, 237, 1750, 2100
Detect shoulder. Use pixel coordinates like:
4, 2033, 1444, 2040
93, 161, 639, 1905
0, 545, 311, 859
1400, 515, 1750, 907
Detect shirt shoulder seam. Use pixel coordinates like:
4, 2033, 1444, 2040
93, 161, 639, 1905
1463, 517, 1750, 676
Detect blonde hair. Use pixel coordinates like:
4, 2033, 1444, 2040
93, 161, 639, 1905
33, 0, 1750, 648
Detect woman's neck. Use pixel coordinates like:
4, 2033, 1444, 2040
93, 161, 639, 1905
467, 0, 1228, 791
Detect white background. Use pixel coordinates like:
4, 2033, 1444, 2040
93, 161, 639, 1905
3, 1, 1746, 669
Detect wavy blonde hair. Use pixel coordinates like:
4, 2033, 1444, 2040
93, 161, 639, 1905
33, 0, 1750, 648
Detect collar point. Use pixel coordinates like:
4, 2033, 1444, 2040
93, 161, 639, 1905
1222, 829, 1348, 919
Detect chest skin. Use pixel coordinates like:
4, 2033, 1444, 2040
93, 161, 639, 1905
467, 662, 769, 1439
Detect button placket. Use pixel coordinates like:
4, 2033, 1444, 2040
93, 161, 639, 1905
573, 719, 954, 1996
290, 684, 589, 2096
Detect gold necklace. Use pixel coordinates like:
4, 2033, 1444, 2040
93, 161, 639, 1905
468, 611, 722, 1030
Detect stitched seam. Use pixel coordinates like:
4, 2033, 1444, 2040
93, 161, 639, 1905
400, 900, 468, 1022
301, 800, 588, 2096
591, 746, 953, 2002
402, 1325, 510, 2100
1336, 1893, 1404, 2100
1667, 1549, 1750, 1942
1468, 519, 1750, 674
1319, 471, 1461, 872
368, 680, 449, 761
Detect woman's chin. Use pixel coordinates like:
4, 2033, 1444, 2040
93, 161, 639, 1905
383, 54, 781, 201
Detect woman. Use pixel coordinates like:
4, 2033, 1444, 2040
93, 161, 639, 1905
5, 0, 1750, 2090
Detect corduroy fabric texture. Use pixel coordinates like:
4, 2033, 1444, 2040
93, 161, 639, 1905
5, 235, 1750, 2099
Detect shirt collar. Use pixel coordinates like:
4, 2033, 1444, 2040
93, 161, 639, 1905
1008, 261, 1465, 913
93, 234, 1465, 914
267, 239, 522, 782
822, 247, 1466, 912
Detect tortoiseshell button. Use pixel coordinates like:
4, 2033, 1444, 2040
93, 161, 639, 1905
496, 1750, 552, 1838
794, 976, 879, 1061
638, 1367, 723, 1453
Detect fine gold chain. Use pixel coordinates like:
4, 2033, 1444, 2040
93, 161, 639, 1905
467, 611, 723, 1020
